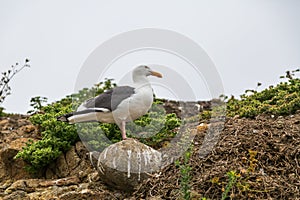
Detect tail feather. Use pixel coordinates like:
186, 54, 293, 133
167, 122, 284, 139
57, 109, 107, 124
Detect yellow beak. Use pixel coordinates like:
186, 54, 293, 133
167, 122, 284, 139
150, 71, 163, 78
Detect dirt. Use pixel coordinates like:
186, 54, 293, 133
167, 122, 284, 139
135, 111, 300, 199
0, 103, 299, 199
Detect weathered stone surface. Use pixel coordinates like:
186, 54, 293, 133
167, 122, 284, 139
45, 141, 94, 180
8, 137, 34, 151
65, 146, 81, 171
3, 190, 29, 200
0, 180, 13, 190
0, 119, 9, 126
56, 153, 69, 177
25, 184, 79, 200
0, 138, 38, 182
75, 141, 88, 159
19, 124, 37, 134
1, 177, 117, 200
5, 179, 36, 193
39, 176, 81, 187
59, 189, 105, 200
0, 117, 106, 199
3, 177, 81, 199
97, 139, 162, 191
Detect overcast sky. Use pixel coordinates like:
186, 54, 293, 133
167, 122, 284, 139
0, 0, 300, 113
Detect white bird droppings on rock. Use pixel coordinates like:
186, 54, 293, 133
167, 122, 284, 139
127, 150, 132, 178
96, 139, 162, 191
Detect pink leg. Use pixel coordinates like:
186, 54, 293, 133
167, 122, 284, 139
120, 121, 127, 140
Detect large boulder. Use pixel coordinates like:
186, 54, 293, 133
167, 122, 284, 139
95, 139, 162, 191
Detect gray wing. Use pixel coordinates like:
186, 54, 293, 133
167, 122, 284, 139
82, 86, 135, 111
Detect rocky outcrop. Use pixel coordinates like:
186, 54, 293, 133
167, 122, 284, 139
45, 142, 94, 179
96, 139, 162, 191
162, 99, 211, 118
0, 115, 41, 183
0, 137, 39, 182
0, 115, 105, 199
2, 174, 109, 200
0, 137, 104, 199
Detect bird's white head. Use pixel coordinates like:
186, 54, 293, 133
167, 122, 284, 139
133, 65, 163, 81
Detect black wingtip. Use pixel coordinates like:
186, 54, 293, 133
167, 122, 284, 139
57, 115, 70, 122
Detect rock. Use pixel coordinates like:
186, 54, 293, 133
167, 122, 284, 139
19, 124, 36, 133
16, 118, 31, 127
26, 184, 79, 200
65, 146, 81, 171
8, 137, 34, 151
3, 176, 81, 199
39, 176, 80, 187
56, 152, 70, 177
0, 119, 9, 126
45, 166, 57, 179
74, 141, 88, 158
59, 189, 104, 200
54, 176, 80, 186
96, 139, 162, 191
5, 180, 29, 193
0, 138, 38, 182
3, 190, 29, 200
146, 197, 163, 200
86, 171, 100, 182
197, 123, 208, 132
0, 180, 13, 190
45, 141, 94, 180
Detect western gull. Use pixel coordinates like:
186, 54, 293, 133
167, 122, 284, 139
57, 65, 162, 140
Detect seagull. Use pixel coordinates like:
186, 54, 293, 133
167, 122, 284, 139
57, 65, 162, 140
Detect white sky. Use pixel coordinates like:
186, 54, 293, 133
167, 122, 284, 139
0, 0, 300, 113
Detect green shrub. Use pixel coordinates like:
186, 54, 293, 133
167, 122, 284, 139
0, 106, 7, 117
175, 145, 193, 200
226, 69, 300, 118
221, 171, 240, 200
15, 79, 116, 171
27, 96, 48, 114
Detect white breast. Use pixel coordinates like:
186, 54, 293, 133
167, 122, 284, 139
112, 85, 153, 123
